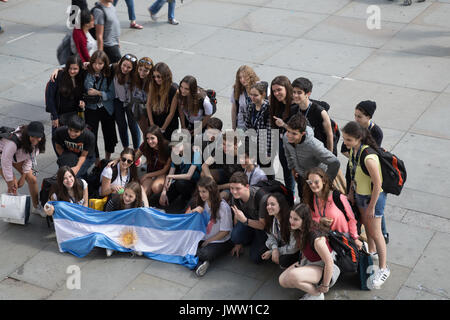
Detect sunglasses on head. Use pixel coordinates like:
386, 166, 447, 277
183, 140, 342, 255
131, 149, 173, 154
306, 179, 321, 186
124, 54, 137, 63
139, 59, 153, 66
121, 157, 133, 165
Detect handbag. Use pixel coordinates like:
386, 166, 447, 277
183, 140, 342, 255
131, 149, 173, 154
88, 197, 108, 211
127, 97, 147, 121
358, 245, 374, 290
0, 193, 31, 225
82, 93, 101, 105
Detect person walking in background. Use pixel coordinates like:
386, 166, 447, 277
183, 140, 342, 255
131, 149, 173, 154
71, 9, 97, 63
92, 0, 122, 63
148, 0, 180, 25
113, 0, 144, 29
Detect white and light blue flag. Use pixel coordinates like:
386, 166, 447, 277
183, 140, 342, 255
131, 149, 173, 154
51, 201, 208, 269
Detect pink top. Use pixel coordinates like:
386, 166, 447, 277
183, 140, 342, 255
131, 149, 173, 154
0, 132, 37, 182
311, 193, 359, 240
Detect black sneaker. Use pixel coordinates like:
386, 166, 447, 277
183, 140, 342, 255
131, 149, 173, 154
384, 233, 390, 244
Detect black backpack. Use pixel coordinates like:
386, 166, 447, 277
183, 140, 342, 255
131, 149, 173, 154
253, 180, 294, 212
310, 99, 340, 155
85, 159, 118, 198
40, 175, 58, 207
360, 147, 407, 196
89, 2, 107, 40
0, 126, 22, 162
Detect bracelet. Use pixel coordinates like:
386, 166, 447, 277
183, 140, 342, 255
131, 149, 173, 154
245, 218, 249, 225
319, 284, 329, 288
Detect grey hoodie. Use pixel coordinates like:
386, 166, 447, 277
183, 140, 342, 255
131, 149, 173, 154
283, 126, 340, 180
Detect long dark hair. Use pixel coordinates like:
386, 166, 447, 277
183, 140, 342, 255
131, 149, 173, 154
178, 75, 205, 116
342, 121, 379, 151
115, 53, 138, 87
141, 125, 170, 162
19, 125, 46, 154
132, 57, 153, 94
149, 62, 173, 114
292, 203, 328, 251
270, 76, 293, 125
60, 55, 84, 98
119, 181, 143, 210
263, 193, 291, 244
51, 166, 84, 203
195, 176, 221, 222
302, 167, 333, 213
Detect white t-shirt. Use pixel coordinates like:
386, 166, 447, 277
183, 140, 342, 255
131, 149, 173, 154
51, 179, 87, 206
100, 163, 130, 194
203, 200, 233, 243
183, 96, 213, 124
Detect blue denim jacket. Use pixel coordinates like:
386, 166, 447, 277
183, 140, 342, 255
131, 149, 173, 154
84, 73, 115, 116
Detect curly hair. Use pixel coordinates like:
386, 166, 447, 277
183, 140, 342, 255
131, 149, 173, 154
233, 65, 260, 100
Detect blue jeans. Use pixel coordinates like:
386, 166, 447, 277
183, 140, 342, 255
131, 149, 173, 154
114, 98, 141, 150
231, 221, 268, 264
113, 0, 136, 21
77, 155, 96, 180
149, 0, 175, 21
355, 191, 387, 218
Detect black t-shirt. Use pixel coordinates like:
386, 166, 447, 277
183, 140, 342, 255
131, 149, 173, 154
54, 126, 95, 156
298, 102, 327, 145
152, 83, 179, 140
341, 122, 383, 153
56, 70, 85, 116
209, 149, 244, 182
230, 186, 266, 221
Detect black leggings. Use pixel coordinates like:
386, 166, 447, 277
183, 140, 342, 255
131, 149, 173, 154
85, 107, 118, 159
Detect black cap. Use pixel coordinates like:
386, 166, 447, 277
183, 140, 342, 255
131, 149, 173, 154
356, 100, 376, 118
27, 121, 45, 138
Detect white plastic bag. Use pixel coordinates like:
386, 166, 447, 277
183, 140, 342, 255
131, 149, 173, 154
0, 194, 31, 225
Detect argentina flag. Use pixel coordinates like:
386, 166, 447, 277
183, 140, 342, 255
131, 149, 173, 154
51, 201, 209, 269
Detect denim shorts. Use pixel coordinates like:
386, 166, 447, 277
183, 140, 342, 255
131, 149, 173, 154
355, 191, 387, 218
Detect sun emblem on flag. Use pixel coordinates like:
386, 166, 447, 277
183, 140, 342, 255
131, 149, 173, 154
119, 227, 138, 248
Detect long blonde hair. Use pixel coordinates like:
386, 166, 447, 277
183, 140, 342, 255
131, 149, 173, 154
233, 65, 259, 100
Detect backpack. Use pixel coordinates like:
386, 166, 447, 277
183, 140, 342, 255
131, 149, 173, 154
310, 99, 340, 155
360, 146, 407, 196
56, 33, 73, 65
205, 89, 217, 115
85, 159, 118, 198
253, 180, 294, 212
39, 175, 58, 207
0, 127, 22, 162
89, 2, 107, 40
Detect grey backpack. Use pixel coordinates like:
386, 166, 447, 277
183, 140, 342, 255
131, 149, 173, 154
56, 33, 73, 65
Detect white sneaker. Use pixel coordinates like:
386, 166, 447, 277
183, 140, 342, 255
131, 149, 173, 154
300, 293, 324, 300
106, 249, 114, 257
372, 267, 390, 289
149, 9, 158, 21
134, 251, 143, 256
32, 204, 47, 218
195, 261, 210, 277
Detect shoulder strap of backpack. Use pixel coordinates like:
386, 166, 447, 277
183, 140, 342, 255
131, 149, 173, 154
111, 164, 119, 184
332, 190, 349, 222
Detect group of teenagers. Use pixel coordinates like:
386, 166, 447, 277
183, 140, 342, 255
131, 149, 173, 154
0, 49, 392, 299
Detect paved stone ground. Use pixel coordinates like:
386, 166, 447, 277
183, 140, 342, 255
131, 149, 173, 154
0, 0, 449, 300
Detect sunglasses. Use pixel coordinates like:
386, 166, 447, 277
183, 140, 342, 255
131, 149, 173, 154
306, 179, 321, 186
139, 59, 153, 66
153, 74, 162, 79
121, 157, 133, 165
124, 54, 137, 62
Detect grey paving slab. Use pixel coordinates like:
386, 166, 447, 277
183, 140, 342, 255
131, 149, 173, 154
412, 1, 450, 29
0, 277, 52, 300
0, 20, 42, 47
250, 268, 300, 300
331, 263, 412, 300
215, 0, 273, 6
401, 210, 450, 234
304, 15, 405, 49
230, 7, 327, 38
143, 259, 200, 288
348, 50, 450, 92
48, 256, 151, 300
381, 23, 450, 59
336, 0, 433, 24
322, 78, 439, 131
388, 187, 450, 220
115, 42, 179, 64
182, 268, 263, 300
252, 64, 341, 100
174, 0, 255, 28
263, 38, 374, 77
115, 273, 191, 300
120, 20, 219, 50
384, 220, 435, 269
267, 0, 351, 15
384, 205, 409, 223
411, 93, 450, 140
404, 232, 450, 299
166, 53, 246, 94
391, 133, 450, 199
0, 54, 55, 93
396, 286, 448, 300
0, 0, 68, 27
0, 219, 54, 280
0, 98, 47, 120
189, 28, 293, 64
9, 242, 91, 291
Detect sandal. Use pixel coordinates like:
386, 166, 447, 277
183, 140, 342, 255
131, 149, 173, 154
130, 22, 143, 29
